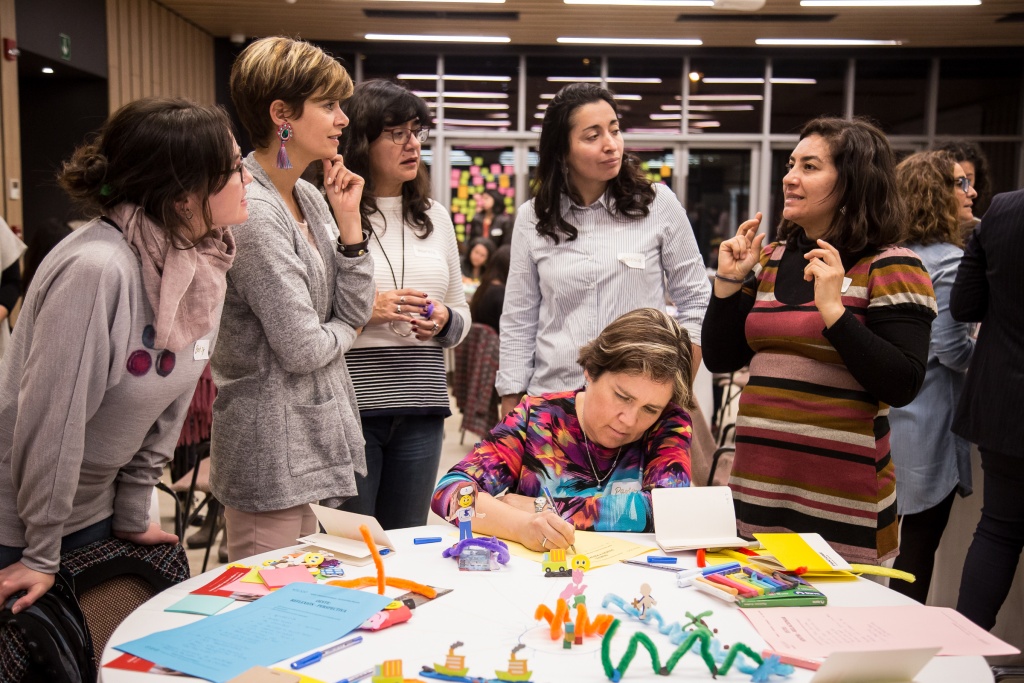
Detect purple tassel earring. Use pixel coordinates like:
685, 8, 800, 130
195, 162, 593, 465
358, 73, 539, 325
276, 120, 293, 170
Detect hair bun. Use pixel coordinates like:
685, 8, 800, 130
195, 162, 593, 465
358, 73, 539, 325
79, 150, 109, 187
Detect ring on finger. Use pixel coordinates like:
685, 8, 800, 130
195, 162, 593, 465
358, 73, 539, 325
431, 321, 440, 335
399, 296, 406, 304
541, 537, 548, 548
396, 304, 402, 314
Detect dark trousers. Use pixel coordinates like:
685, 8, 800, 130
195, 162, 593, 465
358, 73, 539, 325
956, 448, 1024, 630
341, 413, 445, 531
891, 488, 957, 603
0, 516, 113, 570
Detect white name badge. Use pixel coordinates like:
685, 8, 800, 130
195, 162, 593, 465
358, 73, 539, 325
193, 339, 210, 361
841, 276, 852, 293
413, 246, 441, 260
618, 252, 646, 269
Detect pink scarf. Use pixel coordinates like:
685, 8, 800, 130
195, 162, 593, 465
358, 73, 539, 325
109, 203, 235, 353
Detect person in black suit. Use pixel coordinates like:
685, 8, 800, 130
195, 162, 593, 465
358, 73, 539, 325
952, 188, 1024, 630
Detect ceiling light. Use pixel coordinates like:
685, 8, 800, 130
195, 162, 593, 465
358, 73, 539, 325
689, 94, 763, 101
398, 74, 513, 82
691, 120, 721, 128
412, 91, 510, 99
367, 34, 511, 43
547, 76, 663, 83
427, 102, 510, 110
688, 71, 703, 82
375, 0, 505, 2
41, 67, 54, 74
650, 113, 713, 120
801, 0, 978, 5
700, 77, 818, 84
439, 118, 512, 126
564, 0, 713, 5
688, 104, 755, 111
756, 38, 904, 46
558, 37, 702, 46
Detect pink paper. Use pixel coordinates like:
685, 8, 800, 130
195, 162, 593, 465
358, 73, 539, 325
220, 577, 270, 597
258, 565, 315, 590
743, 606, 1020, 658
490, 164, 501, 174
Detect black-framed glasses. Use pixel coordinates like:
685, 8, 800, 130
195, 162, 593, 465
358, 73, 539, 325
385, 127, 429, 145
954, 176, 971, 193
225, 163, 245, 184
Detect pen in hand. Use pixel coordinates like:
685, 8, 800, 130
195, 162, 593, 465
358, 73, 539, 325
542, 486, 576, 555
290, 635, 363, 669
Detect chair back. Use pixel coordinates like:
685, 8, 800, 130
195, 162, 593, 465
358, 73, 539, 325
457, 324, 502, 438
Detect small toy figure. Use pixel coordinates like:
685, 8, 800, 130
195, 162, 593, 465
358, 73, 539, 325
495, 644, 532, 682
563, 623, 575, 649
632, 583, 657, 620
429, 641, 469, 678
372, 659, 422, 683
447, 484, 480, 542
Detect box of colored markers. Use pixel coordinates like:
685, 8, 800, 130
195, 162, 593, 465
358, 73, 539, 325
682, 562, 827, 607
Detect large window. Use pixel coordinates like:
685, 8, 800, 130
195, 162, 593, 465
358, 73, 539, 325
438, 55, 519, 134
687, 149, 751, 265
607, 57, 682, 134
688, 59, 764, 134
771, 59, 846, 135
525, 54, 602, 134
854, 59, 930, 135
447, 144, 516, 245
937, 58, 1023, 137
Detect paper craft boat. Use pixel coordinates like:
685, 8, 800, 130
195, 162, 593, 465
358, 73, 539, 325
495, 644, 532, 682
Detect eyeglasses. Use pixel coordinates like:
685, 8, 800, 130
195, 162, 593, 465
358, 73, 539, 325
384, 127, 429, 145
954, 176, 971, 193
226, 163, 245, 184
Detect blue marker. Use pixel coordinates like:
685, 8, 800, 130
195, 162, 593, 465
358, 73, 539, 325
379, 548, 392, 556
335, 668, 374, 683
290, 635, 363, 669
646, 556, 678, 565
414, 537, 443, 544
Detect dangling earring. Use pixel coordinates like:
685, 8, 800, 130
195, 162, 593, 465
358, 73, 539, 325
276, 120, 294, 170
183, 206, 194, 221
839, 206, 847, 215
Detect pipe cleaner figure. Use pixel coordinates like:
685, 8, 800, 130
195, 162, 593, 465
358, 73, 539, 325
632, 583, 657, 620
447, 483, 480, 541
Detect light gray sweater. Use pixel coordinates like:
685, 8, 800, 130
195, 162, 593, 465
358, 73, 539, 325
0, 218, 218, 573
210, 155, 374, 513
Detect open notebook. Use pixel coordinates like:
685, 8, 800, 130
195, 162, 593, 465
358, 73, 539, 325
652, 487, 749, 552
296, 504, 395, 566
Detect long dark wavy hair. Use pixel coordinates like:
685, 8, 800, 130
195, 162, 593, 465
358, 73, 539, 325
470, 244, 511, 323
532, 83, 656, 244
338, 80, 434, 238
777, 116, 905, 253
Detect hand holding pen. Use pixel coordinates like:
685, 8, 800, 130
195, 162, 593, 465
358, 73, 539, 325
519, 487, 575, 552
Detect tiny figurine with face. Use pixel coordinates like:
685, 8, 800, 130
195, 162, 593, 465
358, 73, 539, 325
448, 483, 478, 542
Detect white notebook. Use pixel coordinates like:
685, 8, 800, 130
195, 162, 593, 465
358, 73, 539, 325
652, 487, 749, 552
296, 504, 395, 566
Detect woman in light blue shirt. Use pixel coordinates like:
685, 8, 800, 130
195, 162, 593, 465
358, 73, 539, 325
890, 150, 977, 603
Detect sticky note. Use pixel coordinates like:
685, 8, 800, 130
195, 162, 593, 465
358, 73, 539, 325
165, 594, 235, 616
259, 565, 316, 590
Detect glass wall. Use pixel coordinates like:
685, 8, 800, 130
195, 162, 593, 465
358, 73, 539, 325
854, 59, 930, 135
688, 59, 764, 134
687, 149, 752, 264
607, 57, 682, 134
771, 59, 846, 135
447, 144, 516, 245
438, 55, 519, 134
525, 54, 601, 134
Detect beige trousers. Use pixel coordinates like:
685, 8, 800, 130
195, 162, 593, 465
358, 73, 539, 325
224, 503, 318, 562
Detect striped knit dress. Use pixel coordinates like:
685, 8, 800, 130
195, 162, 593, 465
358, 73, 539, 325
730, 241, 937, 564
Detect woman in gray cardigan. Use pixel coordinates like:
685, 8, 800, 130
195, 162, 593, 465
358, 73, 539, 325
211, 37, 375, 561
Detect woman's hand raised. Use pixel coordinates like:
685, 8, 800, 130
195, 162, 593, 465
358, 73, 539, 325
803, 239, 847, 327
323, 154, 365, 245
718, 212, 766, 281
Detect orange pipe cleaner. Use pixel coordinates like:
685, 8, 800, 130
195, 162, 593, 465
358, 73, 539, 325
324, 524, 436, 599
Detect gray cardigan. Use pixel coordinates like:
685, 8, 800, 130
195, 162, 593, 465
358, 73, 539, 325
210, 155, 374, 512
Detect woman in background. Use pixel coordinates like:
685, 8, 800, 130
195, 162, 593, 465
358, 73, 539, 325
498, 83, 709, 416
702, 117, 937, 566
469, 189, 514, 247
432, 308, 693, 550
213, 36, 374, 560
339, 80, 470, 530
0, 98, 245, 612
889, 151, 976, 602
470, 244, 511, 333
934, 140, 989, 236
461, 236, 495, 294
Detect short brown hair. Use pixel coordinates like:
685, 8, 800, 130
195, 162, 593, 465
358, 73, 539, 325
577, 308, 694, 409
896, 151, 963, 248
777, 117, 905, 253
58, 97, 236, 247
230, 36, 352, 149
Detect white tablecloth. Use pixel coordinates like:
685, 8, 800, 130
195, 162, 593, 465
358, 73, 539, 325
100, 526, 993, 683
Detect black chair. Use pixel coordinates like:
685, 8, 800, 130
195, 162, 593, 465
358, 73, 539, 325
994, 666, 1024, 682
168, 443, 224, 573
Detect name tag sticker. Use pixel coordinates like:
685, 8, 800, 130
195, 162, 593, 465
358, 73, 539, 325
413, 246, 440, 260
193, 339, 210, 361
841, 276, 852, 293
618, 252, 646, 269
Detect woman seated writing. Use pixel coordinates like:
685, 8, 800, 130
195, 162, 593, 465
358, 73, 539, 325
431, 308, 694, 551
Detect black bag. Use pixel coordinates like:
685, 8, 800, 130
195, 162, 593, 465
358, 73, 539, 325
0, 569, 96, 683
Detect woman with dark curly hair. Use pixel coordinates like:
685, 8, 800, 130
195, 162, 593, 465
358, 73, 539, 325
702, 117, 938, 567
888, 151, 976, 602
497, 83, 709, 417
338, 80, 470, 530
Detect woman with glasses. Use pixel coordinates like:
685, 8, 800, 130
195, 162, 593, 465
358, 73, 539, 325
211, 37, 375, 560
0, 98, 246, 612
338, 80, 470, 530
888, 151, 976, 602
702, 117, 937, 567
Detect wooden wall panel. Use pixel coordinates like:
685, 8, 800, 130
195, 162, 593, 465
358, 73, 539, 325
106, 0, 215, 113
0, 0, 21, 230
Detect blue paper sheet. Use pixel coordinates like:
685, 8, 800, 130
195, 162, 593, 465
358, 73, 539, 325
115, 583, 391, 683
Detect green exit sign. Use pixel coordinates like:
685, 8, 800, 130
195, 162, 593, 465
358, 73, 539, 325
59, 33, 70, 61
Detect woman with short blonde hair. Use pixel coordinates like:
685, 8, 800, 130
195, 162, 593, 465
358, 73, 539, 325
211, 36, 375, 561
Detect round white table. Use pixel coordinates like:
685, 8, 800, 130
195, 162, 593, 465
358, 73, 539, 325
100, 526, 994, 683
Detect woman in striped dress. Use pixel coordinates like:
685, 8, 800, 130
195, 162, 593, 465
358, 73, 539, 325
702, 117, 937, 565
339, 81, 470, 530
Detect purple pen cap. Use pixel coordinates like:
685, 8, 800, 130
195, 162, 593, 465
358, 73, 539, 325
422, 302, 435, 319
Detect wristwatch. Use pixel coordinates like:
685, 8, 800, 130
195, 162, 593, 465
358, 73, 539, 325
534, 496, 548, 514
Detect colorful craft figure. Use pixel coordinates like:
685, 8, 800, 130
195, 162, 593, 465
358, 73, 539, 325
631, 583, 657, 620
372, 659, 422, 683
425, 641, 470, 678
447, 484, 478, 542
495, 644, 532, 682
